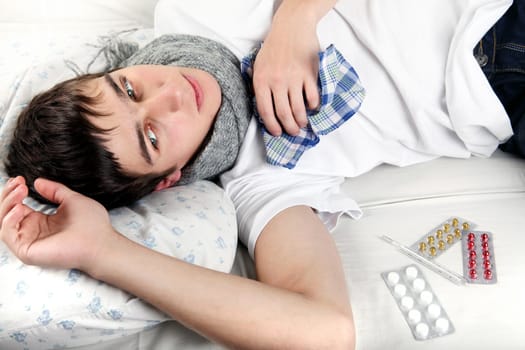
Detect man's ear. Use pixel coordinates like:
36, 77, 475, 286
154, 170, 182, 191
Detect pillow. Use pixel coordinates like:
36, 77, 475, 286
0, 28, 238, 349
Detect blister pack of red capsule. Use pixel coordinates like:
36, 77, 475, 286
381, 264, 455, 340
461, 231, 497, 284
410, 217, 475, 259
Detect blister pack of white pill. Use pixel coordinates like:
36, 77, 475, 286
381, 264, 455, 340
410, 217, 476, 259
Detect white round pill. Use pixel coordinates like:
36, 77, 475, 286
394, 284, 407, 297
412, 278, 426, 292
419, 290, 433, 305
407, 309, 421, 324
435, 317, 450, 334
405, 266, 418, 280
387, 271, 400, 285
415, 322, 430, 339
400, 296, 414, 311
427, 303, 441, 319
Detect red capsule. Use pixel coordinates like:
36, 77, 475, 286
483, 260, 491, 270
467, 241, 475, 250
484, 269, 493, 280
481, 233, 489, 242
481, 241, 489, 250
468, 233, 476, 242
469, 250, 477, 259
482, 250, 490, 258
468, 259, 477, 269
469, 269, 478, 279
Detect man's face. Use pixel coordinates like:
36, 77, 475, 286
87, 64, 221, 184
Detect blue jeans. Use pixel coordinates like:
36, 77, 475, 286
476, 1, 525, 157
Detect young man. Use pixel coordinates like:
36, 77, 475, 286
2, 1, 355, 349
1, 0, 522, 348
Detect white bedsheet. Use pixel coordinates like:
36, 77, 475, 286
120, 150, 525, 350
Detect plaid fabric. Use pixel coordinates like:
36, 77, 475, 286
241, 44, 366, 169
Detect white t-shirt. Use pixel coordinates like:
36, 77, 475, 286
155, 0, 513, 257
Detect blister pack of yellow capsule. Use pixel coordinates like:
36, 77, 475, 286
409, 217, 476, 259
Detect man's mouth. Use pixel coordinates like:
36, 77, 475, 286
184, 75, 203, 111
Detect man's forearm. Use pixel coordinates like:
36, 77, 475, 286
92, 207, 353, 349
274, 0, 338, 25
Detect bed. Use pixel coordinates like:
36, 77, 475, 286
1, 0, 524, 349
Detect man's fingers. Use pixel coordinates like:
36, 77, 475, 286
304, 77, 320, 111
272, 89, 300, 136
4, 203, 26, 229
2, 206, 47, 266
1, 176, 25, 202
1, 204, 27, 249
289, 88, 308, 129
254, 77, 318, 137
33, 178, 76, 205
0, 182, 28, 227
0, 178, 15, 202
255, 87, 283, 136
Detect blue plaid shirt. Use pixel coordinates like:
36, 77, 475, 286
241, 44, 366, 169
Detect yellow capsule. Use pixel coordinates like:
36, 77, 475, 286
462, 222, 470, 230
446, 234, 454, 244
427, 236, 435, 245
443, 223, 451, 233
438, 240, 446, 250
419, 242, 427, 252
455, 228, 462, 239
429, 247, 437, 256
452, 218, 459, 227
436, 230, 443, 239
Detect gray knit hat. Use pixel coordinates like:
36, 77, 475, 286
120, 34, 251, 184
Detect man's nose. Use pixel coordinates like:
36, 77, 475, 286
145, 81, 184, 116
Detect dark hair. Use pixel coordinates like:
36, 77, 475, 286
4, 73, 175, 209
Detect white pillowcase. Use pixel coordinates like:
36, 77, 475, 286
0, 181, 238, 349
0, 24, 238, 350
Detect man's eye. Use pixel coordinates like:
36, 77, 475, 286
147, 127, 158, 148
124, 78, 136, 100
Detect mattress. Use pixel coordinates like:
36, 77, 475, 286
129, 150, 525, 350
75, 150, 525, 350
336, 150, 525, 350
